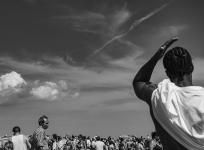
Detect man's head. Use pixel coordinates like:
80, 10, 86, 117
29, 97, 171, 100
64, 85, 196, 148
52, 134, 58, 140
96, 136, 100, 141
151, 131, 159, 140
163, 47, 194, 82
38, 115, 49, 129
12, 126, 21, 135
4, 141, 13, 150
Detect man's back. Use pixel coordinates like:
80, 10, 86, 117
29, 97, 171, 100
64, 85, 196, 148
92, 141, 105, 150
12, 134, 28, 150
149, 101, 188, 150
132, 38, 194, 150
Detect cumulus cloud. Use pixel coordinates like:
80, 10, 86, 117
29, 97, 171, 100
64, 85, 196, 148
0, 71, 26, 97
30, 80, 79, 101
0, 69, 80, 105
30, 82, 59, 101
108, 6, 131, 34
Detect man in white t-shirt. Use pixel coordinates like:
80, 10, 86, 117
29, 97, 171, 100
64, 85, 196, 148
92, 136, 106, 150
11, 126, 31, 150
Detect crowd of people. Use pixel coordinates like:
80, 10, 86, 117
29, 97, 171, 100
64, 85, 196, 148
0, 115, 162, 150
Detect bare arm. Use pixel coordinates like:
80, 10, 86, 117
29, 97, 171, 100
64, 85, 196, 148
24, 135, 31, 149
133, 37, 178, 104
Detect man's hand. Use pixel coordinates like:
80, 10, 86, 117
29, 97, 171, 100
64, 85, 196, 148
153, 37, 179, 61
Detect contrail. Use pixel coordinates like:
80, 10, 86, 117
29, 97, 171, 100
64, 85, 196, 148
89, 3, 170, 57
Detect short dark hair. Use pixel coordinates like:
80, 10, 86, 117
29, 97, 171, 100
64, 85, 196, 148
4, 141, 13, 149
52, 134, 58, 140
151, 131, 158, 139
96, 136, 100, 141
12, 126, 21, 133
38, 115, 48, 126
163, 47, 194, 80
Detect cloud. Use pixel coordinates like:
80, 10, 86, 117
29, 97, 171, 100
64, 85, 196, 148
0, 71, 26, 97
158, 25, 189, 37
108, 5, 131, 34
51, 2, 131, 35
0, 56, 133, 85
30, 80, 79, 101
0, 55, 143, 108
51, 11, 108, 35
0, 62, 81, 104
30, 82, 59, 101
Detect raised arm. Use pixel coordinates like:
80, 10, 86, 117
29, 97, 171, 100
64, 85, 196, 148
133, 37, 178, 104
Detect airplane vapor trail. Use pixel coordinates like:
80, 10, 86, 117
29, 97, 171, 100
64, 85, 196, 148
89, 3, 170, 58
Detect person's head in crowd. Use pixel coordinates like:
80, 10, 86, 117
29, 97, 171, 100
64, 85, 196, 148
58, 136, 62, 141
96, 136, 100, 141
12, 126, 21, 135
119, 138, 124, 142
52, 134, 58, 141
163, 47, 194, 84
65, 134, 70, 140
38, 115, 49, 129
151, 131, 159, 141
4, 141, 13, 150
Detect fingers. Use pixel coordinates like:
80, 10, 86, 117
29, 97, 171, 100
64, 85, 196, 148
161, 37, 179, 50
166, 37, 179, 47
156, 37, 178, 58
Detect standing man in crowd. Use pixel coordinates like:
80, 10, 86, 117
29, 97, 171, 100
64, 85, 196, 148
149, 132, 162, 150
11, 126, 31, 150
92, 136, 106, 150
32, 115, 49, 150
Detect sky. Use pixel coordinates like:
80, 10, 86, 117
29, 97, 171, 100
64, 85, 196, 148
0, 0, 204, 137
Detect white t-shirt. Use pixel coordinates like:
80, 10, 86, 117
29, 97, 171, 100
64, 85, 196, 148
58, 139, 67, 150
87, 139, 91, 147
92, 141, 105, 150
12, 134, 28, 150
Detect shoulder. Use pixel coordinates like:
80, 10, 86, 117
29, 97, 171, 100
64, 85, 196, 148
34, 127, 44, 137
23, 135, 28, 139
133, 81, 157, 105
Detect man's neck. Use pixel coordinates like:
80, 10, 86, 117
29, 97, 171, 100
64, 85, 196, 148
174, 80, 192, 87
171, 74, 193, 87
14, 133, 20, 136
39, 126, 44, 130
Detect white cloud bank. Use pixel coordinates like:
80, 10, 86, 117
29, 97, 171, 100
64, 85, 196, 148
0, 71, 79, 104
